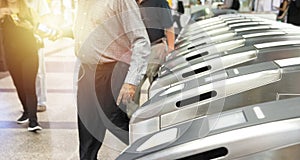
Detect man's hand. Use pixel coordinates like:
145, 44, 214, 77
168, 46, 174, 53
48, 29, 63, 41
117, 83, 137, 106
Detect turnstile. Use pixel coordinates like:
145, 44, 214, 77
119, 15, 300, 160
164, 31, 300, 70
179, 14, 296, 39
129, 57, 300, 143
177, 18, 267, 44
117, 97, 300, 160
189, 8, 237, 22
174, 22, 276, 52
181, 14, 251, 35
150, 40, 300, 97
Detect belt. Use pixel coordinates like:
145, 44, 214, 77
151, 38, 166, 45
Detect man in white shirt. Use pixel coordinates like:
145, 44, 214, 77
74, 0, 151, 159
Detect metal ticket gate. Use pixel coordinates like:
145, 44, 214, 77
117, 97, 300, 160
173, 22, 278, 55
177, 18, 267, 44
118, 15, 300, 160
169, 27, 300, 61
150, 40, 300, 97
129, 57, 300, 143
162, 30, 300, 75
180, 14, 295, 36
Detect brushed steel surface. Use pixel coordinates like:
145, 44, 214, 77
150, 50, 258, 97
137, 118, 300, 160
131, 68, 281, 126
160, 69, 281, 128
127, 14, 300, 160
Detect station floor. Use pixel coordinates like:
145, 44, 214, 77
0, 39, 300, 160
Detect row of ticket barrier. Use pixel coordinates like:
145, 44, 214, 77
117, 14, 300, 160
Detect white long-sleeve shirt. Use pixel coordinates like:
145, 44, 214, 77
74, 0, 151, 85
26, 0, 51, 17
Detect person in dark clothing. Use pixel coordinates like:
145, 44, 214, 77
276, 0, 289, 22
287, 0, 300, 26
137, 0, 175, 79
137, 0, 175, 50
218, 0, 240, 11
0, 0, 42, 131
173, 0, 185, 32
133, 0, 174, 106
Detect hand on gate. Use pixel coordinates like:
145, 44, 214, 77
117, 83, 137, 106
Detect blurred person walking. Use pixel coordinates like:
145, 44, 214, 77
26, 0, 52, 112
276, 0, 289, 22
172, 0, 185, 32
73, 0, 151, 159
137, 0, 175, 74
133, 0, 174, 106
218, 0, 240, 10
287, 0, 300, 26
0, 0, 42, 131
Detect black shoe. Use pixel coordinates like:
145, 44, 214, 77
28, 120, 42, 132
17, 113, 29, 124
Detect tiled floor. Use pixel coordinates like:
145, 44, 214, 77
0, 39, 125, 160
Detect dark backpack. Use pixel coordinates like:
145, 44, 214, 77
230, 0, 240, 10
177, 1, 185, 14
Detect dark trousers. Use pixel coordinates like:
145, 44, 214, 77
173, 14, 182, 31
77, 61, 130, 160
287, 1, 300, 26
5, 53, 38, 122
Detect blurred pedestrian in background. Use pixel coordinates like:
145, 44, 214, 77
218, 0, 240, 10
133, 0, 174, 107
276, 0, 289, 22
26, 0, 52, 112
173, 0, 185, 32
0, 0, 42, 131
287, 0, 300, 26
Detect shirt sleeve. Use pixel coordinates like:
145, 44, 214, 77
117, 0, 151, 86
37, 0, 51, 17
225, 0, 233, 8
159, 0, 174, 29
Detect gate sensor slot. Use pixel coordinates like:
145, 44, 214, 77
182, 66, 212, 78
176, 91, 217, 107
186, 51, 209, 61
177, 147, 228, 160
188, 42, 207, 50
